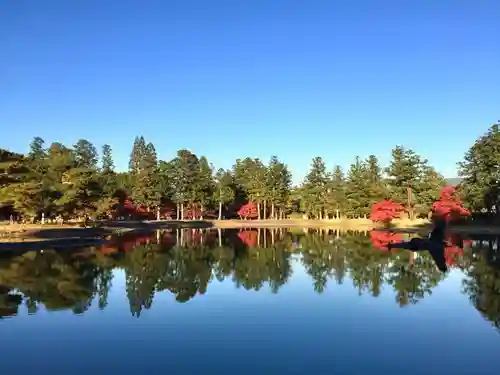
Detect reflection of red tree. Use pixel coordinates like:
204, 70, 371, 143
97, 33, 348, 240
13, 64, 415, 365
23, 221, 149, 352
238, 230, 258, 247
237, 203, 258, 219
370, 200, 405, 223
444, 245, 464, 267
99, 234, 152, 254
443, 231, 469, 267
432, 186, 470, 222
101, 244, 118, 254
370, 231, 403, 251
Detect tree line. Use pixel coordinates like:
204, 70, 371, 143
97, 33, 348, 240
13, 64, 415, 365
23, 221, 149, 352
0, 121, 498, 222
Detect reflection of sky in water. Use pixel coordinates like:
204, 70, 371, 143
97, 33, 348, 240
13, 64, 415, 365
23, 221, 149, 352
2, 257, 499, 375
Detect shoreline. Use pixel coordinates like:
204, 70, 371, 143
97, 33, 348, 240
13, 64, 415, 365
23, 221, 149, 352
0, 219, 498, 252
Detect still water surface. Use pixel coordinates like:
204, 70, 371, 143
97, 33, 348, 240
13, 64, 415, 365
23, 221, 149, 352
1, 228, 499, 374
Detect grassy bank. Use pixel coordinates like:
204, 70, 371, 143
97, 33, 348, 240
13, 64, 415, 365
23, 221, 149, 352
208, 218, 430, 229
0, 218, 427, 243
1, 218, 499, 252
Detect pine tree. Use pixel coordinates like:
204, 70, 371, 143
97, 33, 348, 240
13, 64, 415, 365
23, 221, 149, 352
28, 137, 46, 161
385, 146, 424, 219
129, 136, 146, 174
99, 144, 117, 199
73, 139, 98, 169
345, 156, 368, 217
363, 155, 387, 207
196, 156, 215, 218
266, 156, 292, 219
170, 149, 200, 219
214, 168, 235, 219
130, 140, 161, 212
301, 157, 328, 219
325, 165, 346, 218
101, 144, 115, 172
417, 166, 446, 216
233, 157, 267, 219
459, 122, 500, 213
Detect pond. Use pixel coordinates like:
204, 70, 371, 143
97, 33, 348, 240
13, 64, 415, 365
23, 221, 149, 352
1, 228, 499, 374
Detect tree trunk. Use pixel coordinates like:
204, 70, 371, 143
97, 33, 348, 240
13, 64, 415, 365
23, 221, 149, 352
218, 202, 223, 220
271, 203, 275, 220
200, 204, 204, 220
257, 202, 261, 220
181, 203, 184, 220
156, 207, 160, 220
218, 228, 222, 247
263, 201, 267, 219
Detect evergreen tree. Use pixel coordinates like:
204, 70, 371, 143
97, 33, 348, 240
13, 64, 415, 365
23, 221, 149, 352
73, 139, 98, 169
385, 146, 424, 219
266, 156, 292, 219
364, 155, 387, 206
301, 157, 328, 219
28, 137, 46, 162
0, 148, 47, 220
233, 157, 267, 219
129, 136, 146, 174
459, 122, 500, 213
417, 166, 446, 216
130, 140, 161, 213
100, 144, 117, 198
170, 149, 200, 219
325, 165, 346, 218
345, 156, 368, 217
101, 144, 115, 172
196, 156, 215, 218
214, 168, 235, 219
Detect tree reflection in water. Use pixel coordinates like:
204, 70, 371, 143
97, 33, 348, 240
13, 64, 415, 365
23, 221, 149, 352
0, 227, 499, 331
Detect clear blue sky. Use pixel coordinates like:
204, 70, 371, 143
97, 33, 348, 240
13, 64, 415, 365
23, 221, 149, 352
1, 0, 498, 183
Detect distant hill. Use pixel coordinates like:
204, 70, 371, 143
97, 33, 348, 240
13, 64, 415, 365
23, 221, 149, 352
445, 177, 463, 186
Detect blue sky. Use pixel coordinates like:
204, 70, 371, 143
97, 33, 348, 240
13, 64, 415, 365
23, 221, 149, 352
1, 0, 498, 183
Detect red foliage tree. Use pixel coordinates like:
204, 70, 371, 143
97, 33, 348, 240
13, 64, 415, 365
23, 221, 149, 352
237, 202, 259, 219
432, 186, 470, 222
370, 200, 406, 223
238, 230, 259, 248
370, 230, 403, 251
120, 199, 152, 219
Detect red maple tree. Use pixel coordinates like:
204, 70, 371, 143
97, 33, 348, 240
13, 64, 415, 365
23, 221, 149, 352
237, 203, 258, 219
432, 186, 470, 222
370, 230, 403, 251
370, 200, 406, 223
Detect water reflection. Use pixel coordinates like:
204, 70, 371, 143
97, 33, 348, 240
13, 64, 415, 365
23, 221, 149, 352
0, 228, 499, 331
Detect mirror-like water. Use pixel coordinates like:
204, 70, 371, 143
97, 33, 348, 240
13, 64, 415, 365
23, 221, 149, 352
1, 228, 499, 374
